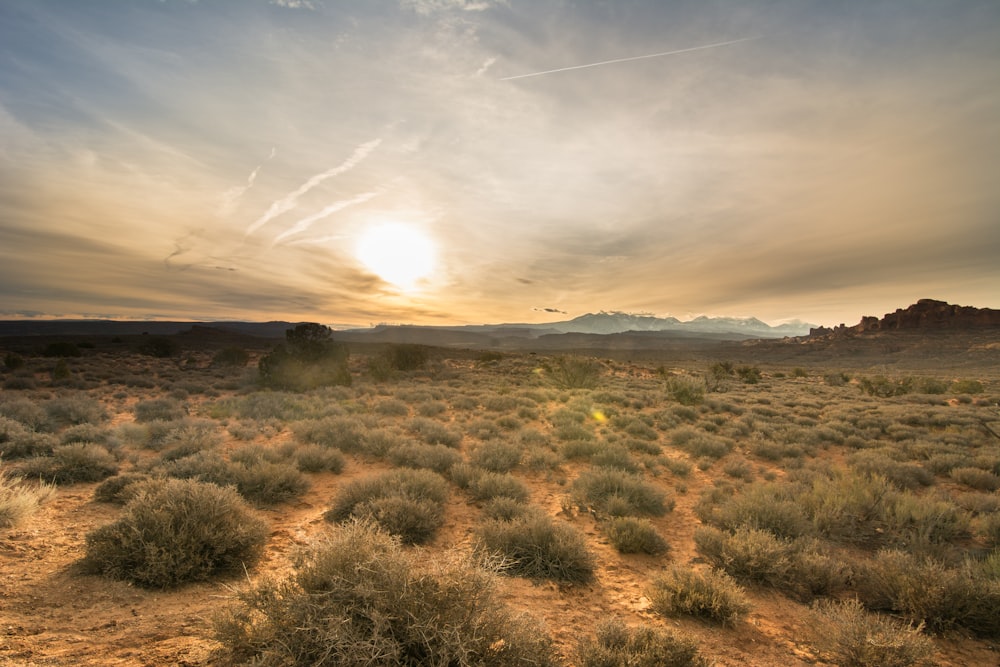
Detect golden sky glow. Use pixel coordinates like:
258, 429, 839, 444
0, 0, 998, 327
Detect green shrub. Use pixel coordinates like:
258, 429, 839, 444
807, 598, 935, 667
137, 336, 178, 358
859, 376, 913, 397
214, 521, 557, 666
212, 346, 250, 368
603, 517, 669, 555
576, 617, 708, 667
83, 478, 268, 588
293, 444, 346, 473
665, 375, 705, 406
468, 471, 531, 504
571, 468, 671, 517
950, 379, 984, 394
469, 440, 523, 472
648, 565, 749, 626
258, 323, 350, 390
388, 441, 462, 473
385, 343, 429, 371
42, 341, 81, 358
134, 398, 186, 423
324, 468, 450, 544
0, 468, 55, 528
45, 394, 107, 427
475, 509, 595, 583
857, 549, 1000, 637
736, 365, 762, 385
3, 352, 25, 370
20, 443, 118, 484
547, 356, 603, 389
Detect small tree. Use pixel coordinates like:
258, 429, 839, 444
258, 323, 350, 390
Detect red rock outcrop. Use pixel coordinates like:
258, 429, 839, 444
810, 299, 1000, 337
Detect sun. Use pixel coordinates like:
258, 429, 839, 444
355, 222, 437, 290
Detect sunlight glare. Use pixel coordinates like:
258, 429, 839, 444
355, 222, 437, 290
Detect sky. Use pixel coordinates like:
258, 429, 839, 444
1, 0, 998, 328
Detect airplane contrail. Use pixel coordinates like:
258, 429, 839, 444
500, 36, 759, 81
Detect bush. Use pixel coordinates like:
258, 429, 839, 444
807, 598, 936, 667
93, 473, 152, 504
20, 443, 118, 484
469, 440, 523, 472
736, 365, 762, 385
572, 468, 671, 517
83, 478, 268, 588
137, 336, 178, 358
42, 341, 81, 358
950, 379, 984, 394
0, 417, 56, 459
258, 323, 350, 390
475, 509, 595, 583
3, 351, 25, 370
859, 376, 913, 398
648, 565, 749, 626
232, 461, 310, 506
0, 468, 55, 528
324, 468, 450, 544
214, 521, 557, 666
388, 442, 461, 473
293, 444, 345, 473
385, 343, 429, 371
576, 617, 708, 667
547, 356, 603, 389
670, 428, 732, 459
603, 517, 669, 555
665, 375, 705, 406
134, 398, 186, 423
950, 466, 1000, 492
0, 399, 51, 431
44, 394, 107, 427
292, 417, 364, 453
407, 417, 461, 447
212, 346, 250, 368
468, 471, 531, 504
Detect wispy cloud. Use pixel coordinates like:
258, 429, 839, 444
245, 138, 381, 236
474, 57, 497, 77
500, 37, 760, 81
270, 0, 317, 9
272, 190, 382, 244
402, 0, 502, 15
218, 147, 276, 218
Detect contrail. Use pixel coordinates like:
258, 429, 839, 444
246, 138, 381, 236
500, 36, 759, 81
272, 190, 381, 244
219, 147, 276, 218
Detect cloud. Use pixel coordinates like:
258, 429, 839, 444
270, 0, 317, 9
401, 0, 502, 15
272, 190, 382, 244
534, 307, 566, 315
218, 147, 276, 218
245, 138, 382, 236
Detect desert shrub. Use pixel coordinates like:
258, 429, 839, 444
385, 343, 428, 371
293, 444, 346, 473
476, 509, 595, 583
0, 399, 50, 432
859, 376, 913, 397
137, 336, 178, 358
0, 468, 55, 528
156, 418, 223, 457
374, 398, 410, 416
571, 468, 671, 517
849, 452, 933, 490
950, 466, 1000, 492
42, 341, 81, 358
670, 428, 732, 459
292, 416, 364, 453
469, 440, 522, 472
232, 461, 310, 506
45, 394, 107, 427
696, 482, 811, 538
214, 521, 557, 666
212, 346, 250, 368
20, 443, 118, 484
547, 356, 603, 389
883, 492, 970, 547
407, 417, 461, 447
468, 471, 531, 504
591, 445, 641, 473
576, 617, 708, 667
3, 351, 25, 370
800, 471, 896, 543
694, 526, 848, 601
648, 565, 749, 626
0, 418, 56, 459
722, 457, 754, 481
857, 549, 1000, 637
665, 375, 705, 406
60, 423, 111, 446
134, 398, 186, 423
560, 439, 602, 459
388, 441, 461, 473
481, 497, 532, 521
324, 468, 449, 544
93, 473, 152, 504
416, 399, 447, 417
83, 478, 267, 588
258, 323, 350, 390
914, 377, 948, 395
603, 517, 669, 555
807, 598, 936, 667
950, 379, 984, 394
979, 513, 1000, 549
736, 365, 762, 385
554, 423, 595, 442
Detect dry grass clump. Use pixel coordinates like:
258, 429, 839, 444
469, 439, 523, 472
215, 521, 557, 666
807, 598, 936, 667
83, 478, 268, 588
648, 564, 750, 626
292, 416, 364, 453
407, 417, 462, 447
0, 468, 55, 528
476, 507, 595, 583
602, 517, 669, 555
388, 441, 462, 473
158, 451, 310, 506
571, 468, 671, 517
669, 427, 732, 459
324, 468, 450, 544
19, 443, 118, 484
575, 617, 708, 667
292, 443, 346, 473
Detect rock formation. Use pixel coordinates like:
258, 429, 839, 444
809, 299, 1000, 337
